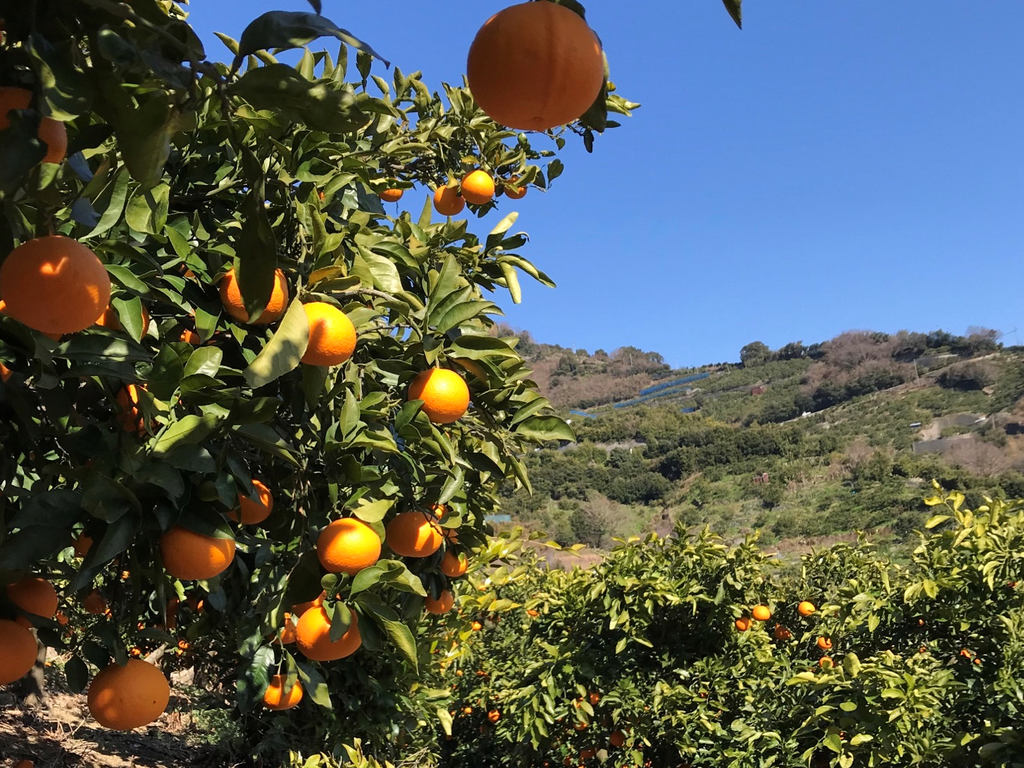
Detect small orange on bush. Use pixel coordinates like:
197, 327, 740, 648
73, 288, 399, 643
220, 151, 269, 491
817, 636, 833, 651
425, 590, 455, 615
818, 656, 833, 669
82, 589, 107, 615
0, 87, 67, 164
87, 658, 169, 730
295, 607, 361, 661
159, 526, 236, 581
734, 617, 751, 632
504, 178, 527, 200
219, 267, 289, 324
317, 518, 381, 575
380, 187, 404, 203
609, 730, 626, 747
752, 605, 771, 622
386, 510, 444, 557
487, 709, 501, 723
301, 302, 357, 367
263, 674, 304, 711
461, 170, 495, 205
408, 368, 470, 424
0, 236, 111, 335
229, 478, 274, 525
440, 550, 468, 578
471, 621, 482, 631
6, 577, 58, 619
797, 600, 816, 617
433, 185, 465, 216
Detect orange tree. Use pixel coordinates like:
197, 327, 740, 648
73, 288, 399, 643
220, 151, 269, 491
443, 492, 1024, 768
0, 0, 647, 764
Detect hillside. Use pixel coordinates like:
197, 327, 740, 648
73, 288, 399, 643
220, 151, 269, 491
498, 326, 1024, 557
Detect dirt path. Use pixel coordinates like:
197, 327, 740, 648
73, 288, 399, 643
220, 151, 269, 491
0, 680, 230, 768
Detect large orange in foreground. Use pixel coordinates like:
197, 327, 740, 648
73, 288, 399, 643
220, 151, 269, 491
0, 236, 111, 335
295, 607, 362, 661
219, 268, 289, 324
87, 659, 169, 730
467, 2, 604, 131
0, 619, 38, 684
317, 518, 381, 575
301, 302, 357, 367
386, 511, 444, 558
6, 577, 58, 619
159, 526, 236, 581
0, 87, 67, 164
408, 369, 470, 424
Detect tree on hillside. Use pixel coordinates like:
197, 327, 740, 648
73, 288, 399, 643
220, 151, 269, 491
740, 340, 771, 367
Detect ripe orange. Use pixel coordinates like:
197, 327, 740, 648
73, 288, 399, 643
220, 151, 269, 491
280, 613, 297, 645
504, 179, 527, 200
797, 600, 816, 617
609, 730, 626, 747
471, 621, 482, 631
301, 302, 357, 367
752, 605, 771, 622
179, 328, 201, 345
433, 185, 465, 217
295, 606, 361, 661
408, 369, 470, 424
87, 659, 169, 730
380, 188, 404, 203
440, 550, 468, 578
0, 236, 111, 335
588, 692, 600, 706
466, 2, 604, 131
425, 590, 455, 615
116, 384, 149, 434
263, 674, 304, 710
0, 87, 67, 164
461, 170, 495, 205
0, 362, 12, 382
229, 478, 273, 525
0, 619, 38, 685
219, 268, 289, 324
74, 534, 94, 558
818, 656, 833, 669
14, 760, 34, 768
292, 591, 327, 616
386, 511, 444, 557
95, 304, 151, 336
159, 527, 236, 581
773, 624, 792, 642
317, 518, 381, 575
816, 636, 832, 651
82, 589, 107, 615
734, 617, 751, 632
6, 577, 58, 619
487, 709, 501, 723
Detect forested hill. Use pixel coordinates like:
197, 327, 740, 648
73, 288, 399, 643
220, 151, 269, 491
498, 326, 1024, 559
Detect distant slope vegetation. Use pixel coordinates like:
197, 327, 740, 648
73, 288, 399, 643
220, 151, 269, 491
498, 325, 1024, 557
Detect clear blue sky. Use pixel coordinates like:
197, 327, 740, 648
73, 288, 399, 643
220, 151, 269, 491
186, 1, 1024, 368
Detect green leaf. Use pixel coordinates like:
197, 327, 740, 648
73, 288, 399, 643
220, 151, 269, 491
437, 706, 454, 737
350, 565, 385, 596
234, 12, 390, 70
184, 347, 224, 378
152, 414, 223, 455
235, 187, 279, 323
9, 489, 83, 529
243, 300, 309, 388
125, 183, 170, 235
0, 111, 47, 196
82, 168, 130, 240
380, 617, 418, 672
329, 602, 353, 642
65, 656, 90, 693
296, 661, 332, 709
499, 261, 521, 304
353, 499, 393, 524
514, 416, 575, 444
230, 64, 368, 134
925, 514, 952, 528
822, 734, 843, 754
721, 0, 743, 28
849, 734, 873, 746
